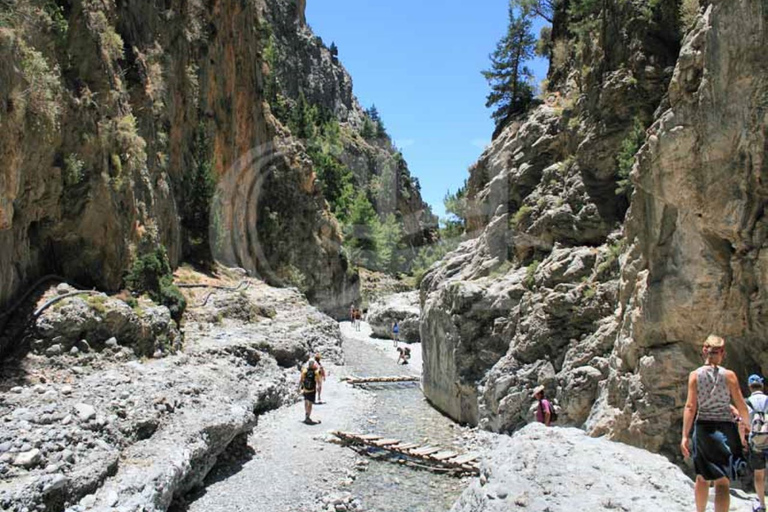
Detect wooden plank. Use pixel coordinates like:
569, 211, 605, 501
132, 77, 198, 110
359, 434, 382, 441
391, 443, 420, 451
410, 446, 441, 456
372, 438, 401, 447
449, 453, 480, 465
430, 451, 458, 461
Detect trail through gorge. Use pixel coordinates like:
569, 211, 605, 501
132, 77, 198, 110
177, 322, 476, 512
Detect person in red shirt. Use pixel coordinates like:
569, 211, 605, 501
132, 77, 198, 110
533, 385, 552, 426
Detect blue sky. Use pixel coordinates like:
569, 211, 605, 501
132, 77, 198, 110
306, 0, 550, 219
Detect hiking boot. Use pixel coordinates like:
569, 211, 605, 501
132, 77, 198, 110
753, 501, 766, 512
303, 418, 320, 425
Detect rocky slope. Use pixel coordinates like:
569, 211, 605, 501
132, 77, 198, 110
450, 424, 749, 512
0, 0, 367, 332
0, 273, 342, 512
422, 0, 768, 458
262, 0, 439, 252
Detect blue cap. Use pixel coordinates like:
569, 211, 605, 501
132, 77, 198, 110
749, 374, 764, 386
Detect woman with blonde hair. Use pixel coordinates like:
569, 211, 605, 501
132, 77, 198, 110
681, 335, 750, 512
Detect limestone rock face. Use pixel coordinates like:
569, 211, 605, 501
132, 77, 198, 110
420, 0, 679, 431
587, 0, 768, 454
450, 424, 745, 512
367, 291, 420, 343
0, 0, 359, 331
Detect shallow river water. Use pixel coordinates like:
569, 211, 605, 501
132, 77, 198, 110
341, 332, 469, 512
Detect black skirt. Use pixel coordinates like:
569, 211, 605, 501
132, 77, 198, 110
693, 420, 748, 481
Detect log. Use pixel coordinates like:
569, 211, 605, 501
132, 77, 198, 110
344, 376, 420, 385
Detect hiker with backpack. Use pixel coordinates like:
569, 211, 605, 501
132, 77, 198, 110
533, 385, 556, 426
680, 335, 751, 512
746, 374, 768, 512
299, 359, 321, 425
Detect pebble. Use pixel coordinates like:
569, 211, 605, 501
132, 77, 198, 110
10, 386, 23, 394
74, 404, 96, 422
33, 385, 47, 395
56, 283, 72, 295
105, 337, 119, 349
13, 449, 42, 468
70, 346, 80, 355
45, 345, 63, 357
61, 385, 73, 396
105, 490, 119, 507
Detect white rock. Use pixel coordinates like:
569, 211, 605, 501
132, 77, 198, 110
74, 404, 96, 422
13, 449, 41, 468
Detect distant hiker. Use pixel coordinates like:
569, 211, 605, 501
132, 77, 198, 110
680, 335, 750, 512
392, 321, 400, 347
350, 304, 355, 324
299, 359, 321, 425
353, 307, 362, 332
533, 385, 553, 426
314, 353, 327, 405
747, 374, 768, 512
396, 346, 411, 365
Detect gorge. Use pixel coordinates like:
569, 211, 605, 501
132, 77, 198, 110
0, 0, 767, 510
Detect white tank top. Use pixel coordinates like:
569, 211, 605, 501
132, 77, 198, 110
696, 365, 733, 422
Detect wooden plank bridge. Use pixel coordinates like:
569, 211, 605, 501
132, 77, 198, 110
331, 431, 480, 477
341, 376, 421, 385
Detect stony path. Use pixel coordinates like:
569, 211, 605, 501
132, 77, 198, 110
180, 356, 372, 512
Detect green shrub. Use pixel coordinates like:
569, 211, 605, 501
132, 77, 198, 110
680, 0, 701, 30
525, 260, 540, 289
63, 154, 85, 186
615, 117, 646, 197
18, 40, 61, 132
512, 205, 533, 228
125, 246, 186, 323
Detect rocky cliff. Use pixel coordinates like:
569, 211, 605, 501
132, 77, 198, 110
421, 0, 680, 430
261, 0, 439, 253
423, 0, 768, 457
586, 0, 768, 454
0, 0, 375, 337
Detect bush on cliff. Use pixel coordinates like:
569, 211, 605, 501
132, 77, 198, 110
125, 246, 186, 324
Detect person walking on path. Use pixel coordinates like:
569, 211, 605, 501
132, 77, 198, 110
681, 335, 750, 512
533, 385, 553, 426
299, 359, 321, 425
392, 321, 400, 347
746, 374, 768, 512
314, 353, 327, 405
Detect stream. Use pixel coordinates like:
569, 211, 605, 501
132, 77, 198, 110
341, 329, 470, 512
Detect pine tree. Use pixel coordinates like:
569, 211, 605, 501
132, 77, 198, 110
330, 42, 339, 63
181, 122, 217, 264
366, 105, 387, 138
344, 190, 380, 268
482, 4, 536, 130
512, 0, 557, 22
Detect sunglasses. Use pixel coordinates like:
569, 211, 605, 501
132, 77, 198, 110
706, 348, 724, 354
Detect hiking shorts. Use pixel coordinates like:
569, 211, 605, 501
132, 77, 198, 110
693, 420, 748, 481
750, 448, 767, 469
303, 391, 316, 404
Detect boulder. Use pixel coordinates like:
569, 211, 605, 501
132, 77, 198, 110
450, 424, 746, 512
367, 291, 421, 343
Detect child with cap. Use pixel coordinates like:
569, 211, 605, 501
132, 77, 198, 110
747, 374, 768, 512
